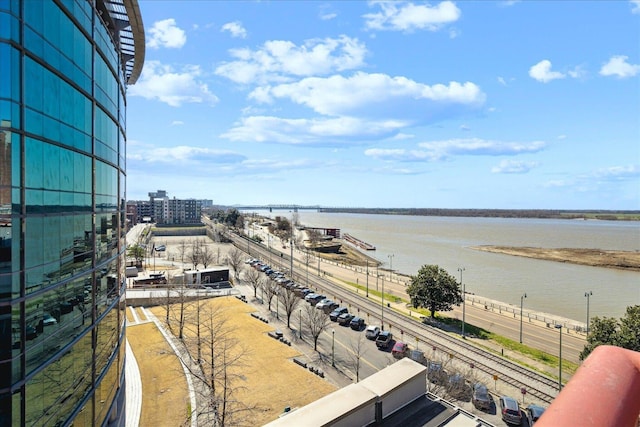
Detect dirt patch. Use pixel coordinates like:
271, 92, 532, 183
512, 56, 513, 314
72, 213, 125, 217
315, 243, 380, 267
472, 246, 640, 271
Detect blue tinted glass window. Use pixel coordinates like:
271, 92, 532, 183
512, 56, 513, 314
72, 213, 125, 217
25, 138, 43, 189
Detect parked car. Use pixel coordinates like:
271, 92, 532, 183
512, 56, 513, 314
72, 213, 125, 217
427, 361, 446, 384
375, 331, 393, 349
408, 349, 428, 365
349, 316, 365, 330
294, 287, 309, 297
471, 383, 493, 411
315, 299, 332, 310
391, 341, 409, 358
337, 313, 355, 326
308, 294, 326, 305
447, 373, 470, 399
43, 313, 57, 326
499, 396, 522, 425
365, 325, 380, 340
316, 299, 338, 312
525, 404, 546, 425
329, 307, 348, 321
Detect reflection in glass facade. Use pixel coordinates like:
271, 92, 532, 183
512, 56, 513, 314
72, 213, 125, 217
0, 1, 144, 425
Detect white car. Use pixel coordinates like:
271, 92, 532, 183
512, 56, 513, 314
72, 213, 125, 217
365, 325, 380, 340
315, 299, 333, 310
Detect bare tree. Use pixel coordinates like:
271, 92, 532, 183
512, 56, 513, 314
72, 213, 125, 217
183, 302, 258, 426
278, 287, 300, 329
243, 268, 261, 298
346, 334, 369, 382
303, 304, 330, 351
261, 279, 278, 311
226, 247, 245, 280
188, 239, 203, 270
306, 229, 322, 248
199, 242, 215, 268
176, 239, 189, 266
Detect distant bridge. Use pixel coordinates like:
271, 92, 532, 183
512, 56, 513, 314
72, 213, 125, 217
234, 205, 326, 211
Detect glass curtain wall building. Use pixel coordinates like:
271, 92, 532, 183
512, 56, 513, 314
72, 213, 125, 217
0, 0, 144, 425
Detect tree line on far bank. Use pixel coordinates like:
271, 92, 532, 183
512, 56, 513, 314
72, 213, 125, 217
318, 208, 640, 221
406, 264, 639, 361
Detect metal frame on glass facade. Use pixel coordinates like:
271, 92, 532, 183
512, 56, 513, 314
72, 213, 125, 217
0, 1, 144, 425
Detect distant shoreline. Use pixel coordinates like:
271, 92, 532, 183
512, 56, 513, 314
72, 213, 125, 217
471, 246, 640, 272
316, 208, 640, 221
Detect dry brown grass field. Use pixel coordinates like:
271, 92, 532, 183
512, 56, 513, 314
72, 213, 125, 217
126, 320, 191, 426
128, 297, 336, 426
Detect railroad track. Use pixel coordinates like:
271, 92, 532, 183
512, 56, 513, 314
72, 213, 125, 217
233, 233, 560, 404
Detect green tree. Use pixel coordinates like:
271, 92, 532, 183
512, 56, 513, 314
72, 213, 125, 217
406, 265, 462, 319
127, 244, 145, 265
580, 305, 640, 360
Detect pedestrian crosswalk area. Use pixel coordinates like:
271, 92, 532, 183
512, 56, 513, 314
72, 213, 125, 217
127, 306, 153, 325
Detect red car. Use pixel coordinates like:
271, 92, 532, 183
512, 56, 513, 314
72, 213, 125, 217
391, 341, 409, 359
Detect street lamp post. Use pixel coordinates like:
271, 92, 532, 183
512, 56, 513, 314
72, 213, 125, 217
381, 274, 385, 330
458, 267, 465, 338
366, 260, 369, 297
290, 217, 294, 279
585, 291, 593, 334
388, 254, 394, 281
332, 329, 335, 367
520, 293, 527, 344
555, 324, 563, 390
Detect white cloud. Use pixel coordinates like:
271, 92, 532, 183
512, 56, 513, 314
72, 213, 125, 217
221, 21, 247, 39
252, 72, 485, 119
171, 120, 184, 126
529, 60, 565, 83
364, 148, 438, 162
592, 164, 640, 180
147, 19, 187, 49
364, 138, 546, 163
631, 0, 640, 14
221, 115, 406, 145
128, 61, 219, 107
363, 1, 461, 32
417, 138, 546, 160
215, 36, 367, 84
460, 124, 470, 131
599, 55, 640, 78
128, 145, 246, 164
497, 76, 507, 86
491, 160, 539, 174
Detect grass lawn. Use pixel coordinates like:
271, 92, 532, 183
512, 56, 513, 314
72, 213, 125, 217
128, 297, 337, 426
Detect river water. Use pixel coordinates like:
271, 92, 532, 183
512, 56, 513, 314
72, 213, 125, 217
243, 209, 640, 322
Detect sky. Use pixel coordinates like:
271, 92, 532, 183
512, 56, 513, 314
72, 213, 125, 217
126, 1, 640, 210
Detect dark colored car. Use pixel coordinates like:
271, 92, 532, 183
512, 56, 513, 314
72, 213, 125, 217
471, 383, 493, 411
499, 396, 522, 425
526, 404, 546, 425
375, 331, 393, 349
337, 313, 354, 326
329, 307, 348, 321
349, 316, 365, 330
